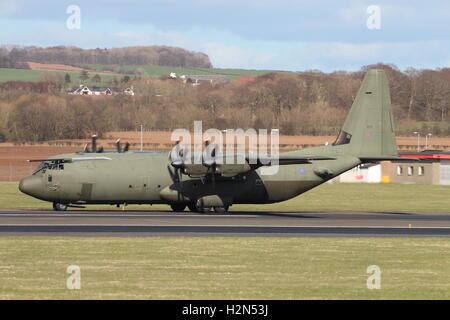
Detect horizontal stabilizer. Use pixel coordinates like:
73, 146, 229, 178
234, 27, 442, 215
359, 156, 420, 162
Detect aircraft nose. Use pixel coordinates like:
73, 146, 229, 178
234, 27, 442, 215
19, 176, 42, 197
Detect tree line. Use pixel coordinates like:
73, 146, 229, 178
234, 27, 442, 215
0, 45, 212, 68
0, 63, 449, 143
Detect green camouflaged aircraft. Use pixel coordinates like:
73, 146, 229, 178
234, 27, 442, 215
19, 69, 403, 213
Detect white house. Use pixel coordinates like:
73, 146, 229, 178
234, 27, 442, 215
124, 87, 135, 96
69, 85, 93, 95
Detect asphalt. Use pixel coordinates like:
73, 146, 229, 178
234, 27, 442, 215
0, 209, 450, 237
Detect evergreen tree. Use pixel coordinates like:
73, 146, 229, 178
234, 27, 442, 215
64, 73, 71, 84
92, 73, 101, 83
79, 70, 89, 82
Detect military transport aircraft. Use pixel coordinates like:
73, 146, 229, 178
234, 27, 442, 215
19, 69, 406, 213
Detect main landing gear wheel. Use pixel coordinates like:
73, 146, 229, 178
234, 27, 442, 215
53, 202, 68, 211
191, 202, 211, 213
187, 203, 197, 212
213, 206, 229, 214
197, 206, 211, 214
170, 204, 187, 212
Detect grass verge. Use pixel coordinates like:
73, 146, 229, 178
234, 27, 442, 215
0, 237, 450, 299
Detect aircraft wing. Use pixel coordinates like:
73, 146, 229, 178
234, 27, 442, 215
173, 154, 336, 178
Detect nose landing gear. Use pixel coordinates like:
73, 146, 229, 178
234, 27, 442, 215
213, 206, 229, 214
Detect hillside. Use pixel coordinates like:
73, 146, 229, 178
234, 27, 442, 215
0, 45, 212, 69
0, 44, 292, 83
0, 63, 449, 144
79, 64, 293, 79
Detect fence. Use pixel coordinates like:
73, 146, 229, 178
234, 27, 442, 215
0, 163, 36, 181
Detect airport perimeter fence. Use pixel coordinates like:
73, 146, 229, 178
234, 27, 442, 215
0, 163, 36, 182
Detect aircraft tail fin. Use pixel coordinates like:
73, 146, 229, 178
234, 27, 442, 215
335, 69, 398, 160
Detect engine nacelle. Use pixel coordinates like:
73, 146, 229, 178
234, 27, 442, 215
215, 163, 251, 177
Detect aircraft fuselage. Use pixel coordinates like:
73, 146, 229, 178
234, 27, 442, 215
19, 148, 361, 208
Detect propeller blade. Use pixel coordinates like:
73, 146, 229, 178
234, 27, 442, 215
202, 140, 217, 167
91, 135, 97, 153
167, 165, 177, 182
211, 164, 216, 188
116, 138, 122, 153
170, 140, 186, 169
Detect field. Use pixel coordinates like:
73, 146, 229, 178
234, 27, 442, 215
80, 64, 293, 79
0, 67, 130, 87
26, 62, 88, 73
0, 64, 288, 88
0, 68, 43, 82
1, 236, 450, 299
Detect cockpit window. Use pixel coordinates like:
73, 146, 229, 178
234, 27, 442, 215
332, 130, 352, 146
33, 162, 48, 175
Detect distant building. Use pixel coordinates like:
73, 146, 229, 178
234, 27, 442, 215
331, 150, 450, 185
387, 151, 450, 185
103, 88, 113, 95
68, 85, 133, 96
69, 85, 93, 95
181, 75, 230, 86
237, 77, 256, 84
123, 87, 135, 96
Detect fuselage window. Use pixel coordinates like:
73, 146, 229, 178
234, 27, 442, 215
332, 130, 352, 146
418, 166, 424, 176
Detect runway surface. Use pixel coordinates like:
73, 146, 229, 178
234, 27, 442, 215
1, 209, 450, 237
